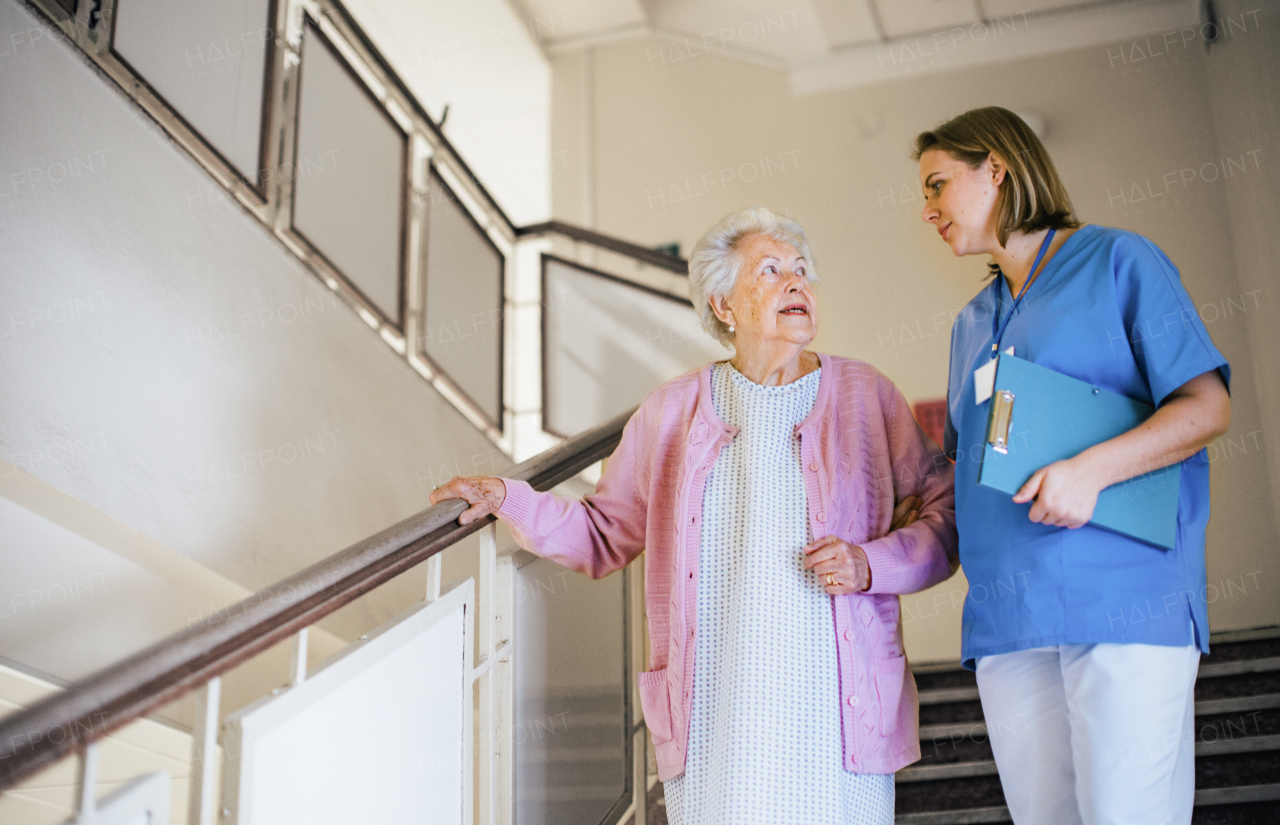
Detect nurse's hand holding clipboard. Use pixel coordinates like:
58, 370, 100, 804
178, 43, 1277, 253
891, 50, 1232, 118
1010, 369, 1230, 529
1010, 457, 1101, 529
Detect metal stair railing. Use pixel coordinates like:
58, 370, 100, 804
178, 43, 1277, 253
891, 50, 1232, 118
0, 406, 634, 792
517, 221, 688, 275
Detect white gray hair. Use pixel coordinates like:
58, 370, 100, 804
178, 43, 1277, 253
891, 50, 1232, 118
688, 205, 817, 347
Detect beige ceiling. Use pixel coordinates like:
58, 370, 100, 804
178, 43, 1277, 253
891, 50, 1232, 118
511, 0, 1196, 90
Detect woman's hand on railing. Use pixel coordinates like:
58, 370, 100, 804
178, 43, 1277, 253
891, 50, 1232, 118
430, 476, 508, 525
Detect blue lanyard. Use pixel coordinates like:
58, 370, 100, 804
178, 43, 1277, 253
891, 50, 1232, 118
991, 228, 1056, 353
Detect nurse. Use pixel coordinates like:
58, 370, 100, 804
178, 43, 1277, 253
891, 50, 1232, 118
914, 107, 1231, 823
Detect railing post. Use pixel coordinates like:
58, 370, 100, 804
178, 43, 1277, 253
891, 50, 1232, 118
187, 676, 221, 825
475, 523, 497, 825
633, 728, 648, 825
402, 134, 429, 369
74, 743, 98, 819
426, 554, 442, 603
493, 537, 516, 825
270, 0, 305, 236
290, 627, 309, 687
629, 556, 649, 825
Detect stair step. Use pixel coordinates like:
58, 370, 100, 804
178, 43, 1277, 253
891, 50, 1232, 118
902, 738, 1280, 785
916, 665, 1280, 710
518, 785, 626, 802
520, 745, 623, 764
916, 735, 995, 766
918, 699, 1280, 746
1197, 733, 1280, 757
895, 805, 1011, 824
918, 687, 980, 705
1195, 692, 1280, 715
898, 760, 1000, 784
921, 670, 1280, 716
893, 783, 1280, 824
1193, 782, 1280, 805
902, 739, 1280, 786
895, 636, 1280, 823
1198, 655, 1280, 678
919, 720, 988, 740
913, 649, 1280, 682
916, 729, 1279, 757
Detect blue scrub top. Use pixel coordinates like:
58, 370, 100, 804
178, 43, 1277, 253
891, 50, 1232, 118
944, 224, 1230, 670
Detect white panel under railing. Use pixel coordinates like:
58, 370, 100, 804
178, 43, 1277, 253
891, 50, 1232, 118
221, 581, 473, 825
59, 765, 169, 825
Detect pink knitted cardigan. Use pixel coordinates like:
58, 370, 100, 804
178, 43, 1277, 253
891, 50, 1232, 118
497, 352, 958, 779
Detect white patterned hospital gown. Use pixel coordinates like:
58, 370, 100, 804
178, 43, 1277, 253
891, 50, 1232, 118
662, 362, 894, 825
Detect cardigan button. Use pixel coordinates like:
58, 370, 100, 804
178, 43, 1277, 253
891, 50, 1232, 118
843, 629, 853, 641
846, 695, 857, 706
808, 462, 817, 471
816, 512, 826, 523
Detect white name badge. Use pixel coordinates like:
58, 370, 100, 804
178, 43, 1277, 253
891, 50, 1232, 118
974, 346, 1015, 404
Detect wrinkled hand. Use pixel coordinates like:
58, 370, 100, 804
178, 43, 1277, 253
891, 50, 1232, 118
801, 496, 921, 594
803, 536, 871, 595
428, 476, 507, 525
1012, 457, 1103, 529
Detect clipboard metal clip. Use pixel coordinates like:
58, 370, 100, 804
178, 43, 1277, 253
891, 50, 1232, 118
987, 390, 1015, 454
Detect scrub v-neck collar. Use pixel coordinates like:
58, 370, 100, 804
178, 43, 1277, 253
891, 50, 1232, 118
994, 223, 1095, 306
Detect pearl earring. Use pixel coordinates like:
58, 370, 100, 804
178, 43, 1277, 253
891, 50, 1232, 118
728, 324, 735, 333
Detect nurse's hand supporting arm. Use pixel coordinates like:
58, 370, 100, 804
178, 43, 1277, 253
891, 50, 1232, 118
1013, 369, 1230, 528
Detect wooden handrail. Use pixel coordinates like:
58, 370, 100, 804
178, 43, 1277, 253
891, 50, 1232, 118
0, 408, 635, 790
517, 221, 688, 275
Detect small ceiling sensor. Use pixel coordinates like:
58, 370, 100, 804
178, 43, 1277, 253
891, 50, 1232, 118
1014, 111, 1047, 139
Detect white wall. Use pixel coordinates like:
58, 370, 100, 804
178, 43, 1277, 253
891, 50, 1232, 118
0, 461, 360, 727
551, 22, 1280, 661
0, 493, 202, 680
1201, 0, 1280, 541
0, 0, 511, 674
0, 663, 195, 825
343, 0, 553, 224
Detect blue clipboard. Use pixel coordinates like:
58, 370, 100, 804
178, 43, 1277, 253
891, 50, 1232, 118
977, 353, 1180, 549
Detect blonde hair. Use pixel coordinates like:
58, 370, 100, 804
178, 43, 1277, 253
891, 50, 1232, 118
688, 206, 816, 347
913, 107, 1080, 251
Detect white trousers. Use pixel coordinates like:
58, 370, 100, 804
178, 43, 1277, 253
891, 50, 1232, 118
975, 639, 1200, 825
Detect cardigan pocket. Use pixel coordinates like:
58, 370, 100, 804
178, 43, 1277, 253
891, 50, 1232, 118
872, 654, 908, 736
638, 668, 673, 745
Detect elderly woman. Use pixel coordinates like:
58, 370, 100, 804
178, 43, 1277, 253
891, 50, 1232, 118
432, 206, 958, 824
